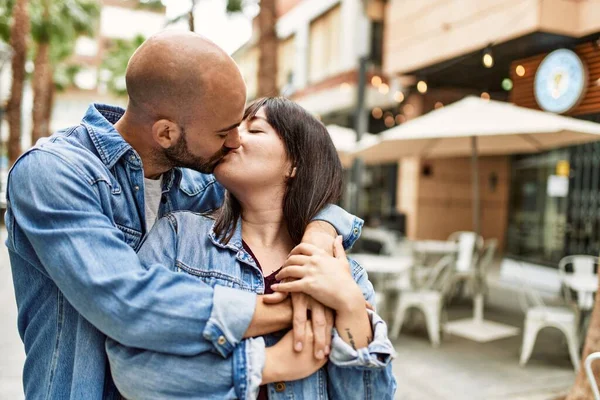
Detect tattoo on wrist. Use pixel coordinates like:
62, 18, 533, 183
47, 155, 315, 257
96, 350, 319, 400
345, 328, 356, 350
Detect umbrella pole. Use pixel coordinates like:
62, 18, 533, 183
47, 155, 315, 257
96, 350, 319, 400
471, 136, 484, 323
471, 135, 480, 236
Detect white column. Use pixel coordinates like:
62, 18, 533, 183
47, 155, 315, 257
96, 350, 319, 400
294, 24, 310, 90
340, 0, 371, 70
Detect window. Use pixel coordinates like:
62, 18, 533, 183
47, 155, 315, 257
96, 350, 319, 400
308, 5, 342, 84
278, 35, 295, 92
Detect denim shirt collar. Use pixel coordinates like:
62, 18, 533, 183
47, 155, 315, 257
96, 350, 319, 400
81, 103, 189, 192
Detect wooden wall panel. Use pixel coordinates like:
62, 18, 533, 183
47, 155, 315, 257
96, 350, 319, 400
510, 42, 600, 116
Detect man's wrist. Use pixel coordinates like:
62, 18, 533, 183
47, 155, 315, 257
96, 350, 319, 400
262, 347, 282, 384
303, 221, 337, 254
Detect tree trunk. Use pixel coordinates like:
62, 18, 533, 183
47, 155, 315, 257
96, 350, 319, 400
31, 42, 52, 144
188, 0, 196, 31
7, 0, 29, 166
44, 69, 55, 133
566, 269, 600, 400
256, 0, 278, 98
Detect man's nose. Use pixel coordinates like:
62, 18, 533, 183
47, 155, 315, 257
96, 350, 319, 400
224, 128, 241, 149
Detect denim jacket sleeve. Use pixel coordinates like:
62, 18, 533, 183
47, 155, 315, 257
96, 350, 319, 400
106, 336, 266, 400
326, 258, 397, 399
8, 150, 256, 356
312, 204, 363, 249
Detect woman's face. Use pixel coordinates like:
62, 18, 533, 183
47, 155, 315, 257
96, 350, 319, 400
214, 107, 291, 195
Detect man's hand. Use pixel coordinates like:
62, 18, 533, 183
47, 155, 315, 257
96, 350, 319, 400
261, 320, 328, 384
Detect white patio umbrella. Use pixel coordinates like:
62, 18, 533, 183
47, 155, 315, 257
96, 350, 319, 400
327, 125, 377, 168
355, 96, 600, 233
354, 96, 600, 342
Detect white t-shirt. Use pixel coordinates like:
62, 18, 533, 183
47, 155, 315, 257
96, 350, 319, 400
144, 176, 163, 231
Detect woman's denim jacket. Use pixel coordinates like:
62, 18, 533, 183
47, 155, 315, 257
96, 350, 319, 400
106, 211, 397, 399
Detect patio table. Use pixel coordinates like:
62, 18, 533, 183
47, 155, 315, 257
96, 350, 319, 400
350, 253, 413, 320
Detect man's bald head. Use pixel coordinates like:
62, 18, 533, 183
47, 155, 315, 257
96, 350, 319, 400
125, 30, 246, 125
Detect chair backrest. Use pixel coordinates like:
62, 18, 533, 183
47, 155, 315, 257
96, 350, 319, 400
559, 255, 598, 277
515, 261, 546, 313
585, 352, 600, 400
421, 255, 456, 293
558, 255, 598, 303
361, 227, 398, 256
448, 231, 483, 272
478, 239, 498, 276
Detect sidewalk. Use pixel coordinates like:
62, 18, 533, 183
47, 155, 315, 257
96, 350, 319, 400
391, 302, 575, 399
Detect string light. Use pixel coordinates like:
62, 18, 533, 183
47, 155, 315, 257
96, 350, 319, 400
403, 104, 415, 115
340, 82, 351, 92
417, 80, 428, 94
372, 107, 383, 119
379, 83, 389, 94
502, 78, 513, 91
482, 47, 494, 68
481, 92, 490, 101
384, 116, 395, 127
395, 114, 406, 124
371, 75, 382, 87
434, 101, 444, 109
516, 65, 525, 77
383, 111, 393, 119
393, 91, 405, 103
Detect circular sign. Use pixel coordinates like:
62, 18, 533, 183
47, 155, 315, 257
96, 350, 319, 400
534, 49, 588, 114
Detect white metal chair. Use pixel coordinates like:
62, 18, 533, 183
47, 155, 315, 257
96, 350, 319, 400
517, 262, 581, 370
446, 232, 485, 301
558, 255, 599, 306
586, 352, 600, 400
390, 255, 455, 347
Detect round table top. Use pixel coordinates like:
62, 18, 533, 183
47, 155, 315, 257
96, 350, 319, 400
412, 240, 459, 254
350, 253, 413, 274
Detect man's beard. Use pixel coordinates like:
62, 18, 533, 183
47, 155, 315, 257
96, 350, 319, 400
164, 130, 229, 174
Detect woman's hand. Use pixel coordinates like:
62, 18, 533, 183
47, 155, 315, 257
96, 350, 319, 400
272, 236, 364, 314
261, 320, 328, 384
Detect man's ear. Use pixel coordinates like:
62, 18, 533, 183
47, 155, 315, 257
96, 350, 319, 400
152, 119, 181, 149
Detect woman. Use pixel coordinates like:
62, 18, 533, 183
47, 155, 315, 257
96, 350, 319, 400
106, 97, 396, 399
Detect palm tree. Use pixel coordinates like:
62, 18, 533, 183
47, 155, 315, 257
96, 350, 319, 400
30, 0, 99, 143
101, 34, 146, 97
6, 0, 28, 166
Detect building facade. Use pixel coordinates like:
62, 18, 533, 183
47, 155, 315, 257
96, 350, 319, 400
379, 0, 600, 267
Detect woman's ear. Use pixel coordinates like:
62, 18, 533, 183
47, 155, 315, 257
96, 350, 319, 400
288, 166, 297, 178
153, 119, 181, 149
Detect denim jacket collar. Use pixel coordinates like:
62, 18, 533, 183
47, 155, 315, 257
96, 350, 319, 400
81, 103, 132, 170
81, 103, 192, 194
208, 218, 244, 253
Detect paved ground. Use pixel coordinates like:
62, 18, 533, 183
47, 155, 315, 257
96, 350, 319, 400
0, 226, 577, 399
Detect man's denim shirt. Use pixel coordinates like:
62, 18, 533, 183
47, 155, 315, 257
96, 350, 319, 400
5, 104, 364, 400
107, 212, 396, 400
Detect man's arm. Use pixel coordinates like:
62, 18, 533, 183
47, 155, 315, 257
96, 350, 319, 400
8, 151, 255, 356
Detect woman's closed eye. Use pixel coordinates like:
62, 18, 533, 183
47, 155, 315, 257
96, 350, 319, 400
248, 130, 263, 134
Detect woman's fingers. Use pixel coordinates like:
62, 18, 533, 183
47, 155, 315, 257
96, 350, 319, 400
289, 242, 324, 257
276, 266, 308, 281
283, 255, 311, 268
333, 235, 346, 260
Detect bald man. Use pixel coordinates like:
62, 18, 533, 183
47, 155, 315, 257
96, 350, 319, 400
6, 31, 363, 400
